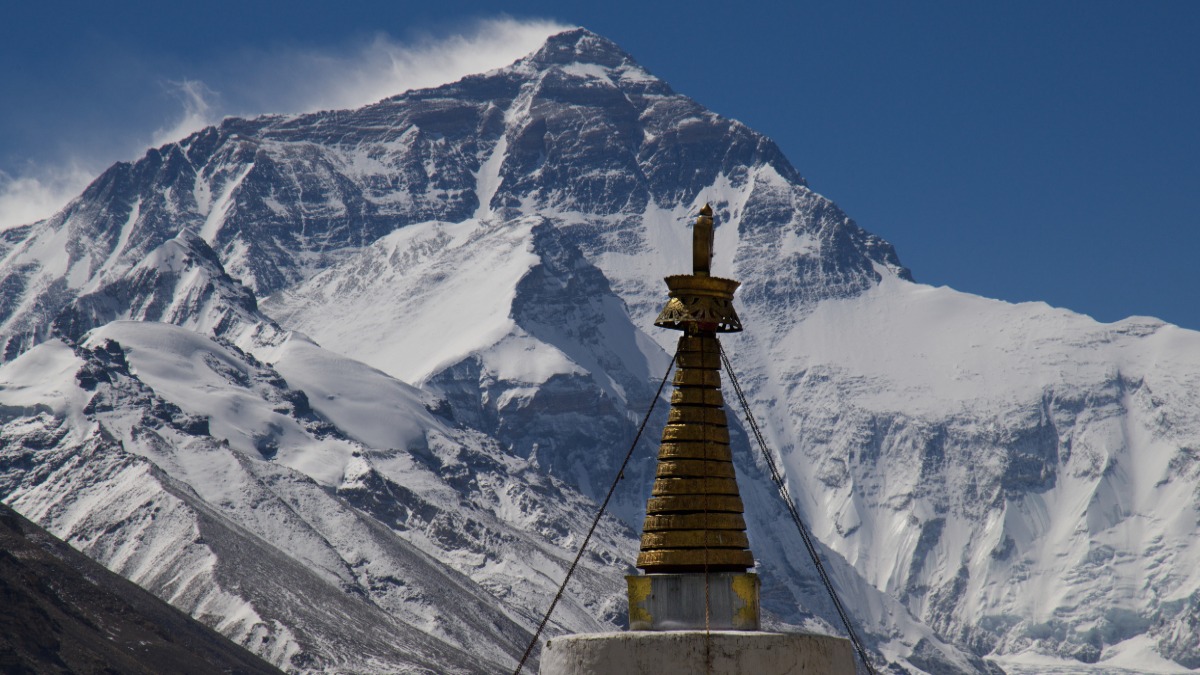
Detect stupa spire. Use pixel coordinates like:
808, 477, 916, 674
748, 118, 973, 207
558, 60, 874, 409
627, 204, 759, 629
635, 204, 751, 573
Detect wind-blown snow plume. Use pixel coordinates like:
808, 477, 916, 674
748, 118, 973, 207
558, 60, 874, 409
243, 17, 574, 113
0, 16, 570, 231
151, 79, 221, 147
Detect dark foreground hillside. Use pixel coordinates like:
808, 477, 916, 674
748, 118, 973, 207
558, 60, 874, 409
0, 501, 283, 675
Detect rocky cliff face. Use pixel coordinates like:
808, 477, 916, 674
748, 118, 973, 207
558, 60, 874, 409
2, 26, 1196, 674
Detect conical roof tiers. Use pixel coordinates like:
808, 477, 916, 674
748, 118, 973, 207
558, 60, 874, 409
636, 204, 752, 573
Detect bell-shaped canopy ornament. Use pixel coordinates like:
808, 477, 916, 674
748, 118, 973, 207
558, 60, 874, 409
654, 204, 743, 333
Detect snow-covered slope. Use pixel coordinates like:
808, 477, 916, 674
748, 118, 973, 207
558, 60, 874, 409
264, 215, 668, 516
2, 25, 1197, 674
0, 324, 637, 672
54, 229, 282, 348
748, 277, 1200, 669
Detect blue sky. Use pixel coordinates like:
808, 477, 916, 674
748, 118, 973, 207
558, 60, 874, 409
2, 2, 1197, 329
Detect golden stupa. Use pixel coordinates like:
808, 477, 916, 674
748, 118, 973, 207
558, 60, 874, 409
627, 204, 759, 630
539, 205, 857, 674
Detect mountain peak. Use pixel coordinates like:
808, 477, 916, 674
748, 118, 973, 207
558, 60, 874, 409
526, 27, 636, 69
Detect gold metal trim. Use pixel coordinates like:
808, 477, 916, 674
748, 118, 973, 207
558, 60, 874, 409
642, 513, 746, 531
732, 574, 761, 628
656, 441, 733, 461
655, 460, 736, 478
640, 530, 750, 549
654, 296, 743, 333
692, 204, 714, 276
664, 274, 740, 296
662, 424, 730, 444
635, 206, 755, 576
636, 548, 754, 568
670, 389, 724, 407
676, 350, 721, 370
677, 335, 711, 352
626, 575, 652, 627
651, 477, 741, 496
646, 495, 745, 514
673, 369, 721, 387
667, 407, 727, 426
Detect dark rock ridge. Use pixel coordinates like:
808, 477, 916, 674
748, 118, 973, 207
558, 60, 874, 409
0, 500, 283, 675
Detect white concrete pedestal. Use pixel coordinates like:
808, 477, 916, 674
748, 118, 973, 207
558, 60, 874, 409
539, 631, 855, 675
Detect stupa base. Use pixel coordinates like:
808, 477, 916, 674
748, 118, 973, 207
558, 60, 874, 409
538, 630, 855, 675
627, 573, 759, 630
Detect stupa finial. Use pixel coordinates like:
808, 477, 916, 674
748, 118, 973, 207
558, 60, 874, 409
693, 203, 714, 276
653, 205, 742, 333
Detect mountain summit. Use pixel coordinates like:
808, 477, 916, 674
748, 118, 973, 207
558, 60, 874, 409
3, 28, 1199, 674
0, 28, 905, 360
524, 27, 638, 68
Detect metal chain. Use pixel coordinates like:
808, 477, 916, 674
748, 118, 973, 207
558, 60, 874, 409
718, 343, 879, 675
511, 350, 678, 675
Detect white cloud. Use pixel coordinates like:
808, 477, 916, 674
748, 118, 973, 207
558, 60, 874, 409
0, 163, 97, 231
0, 16, 571, 230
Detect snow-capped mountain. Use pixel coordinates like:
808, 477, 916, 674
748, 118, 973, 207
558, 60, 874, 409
1, 26, 1197, 674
